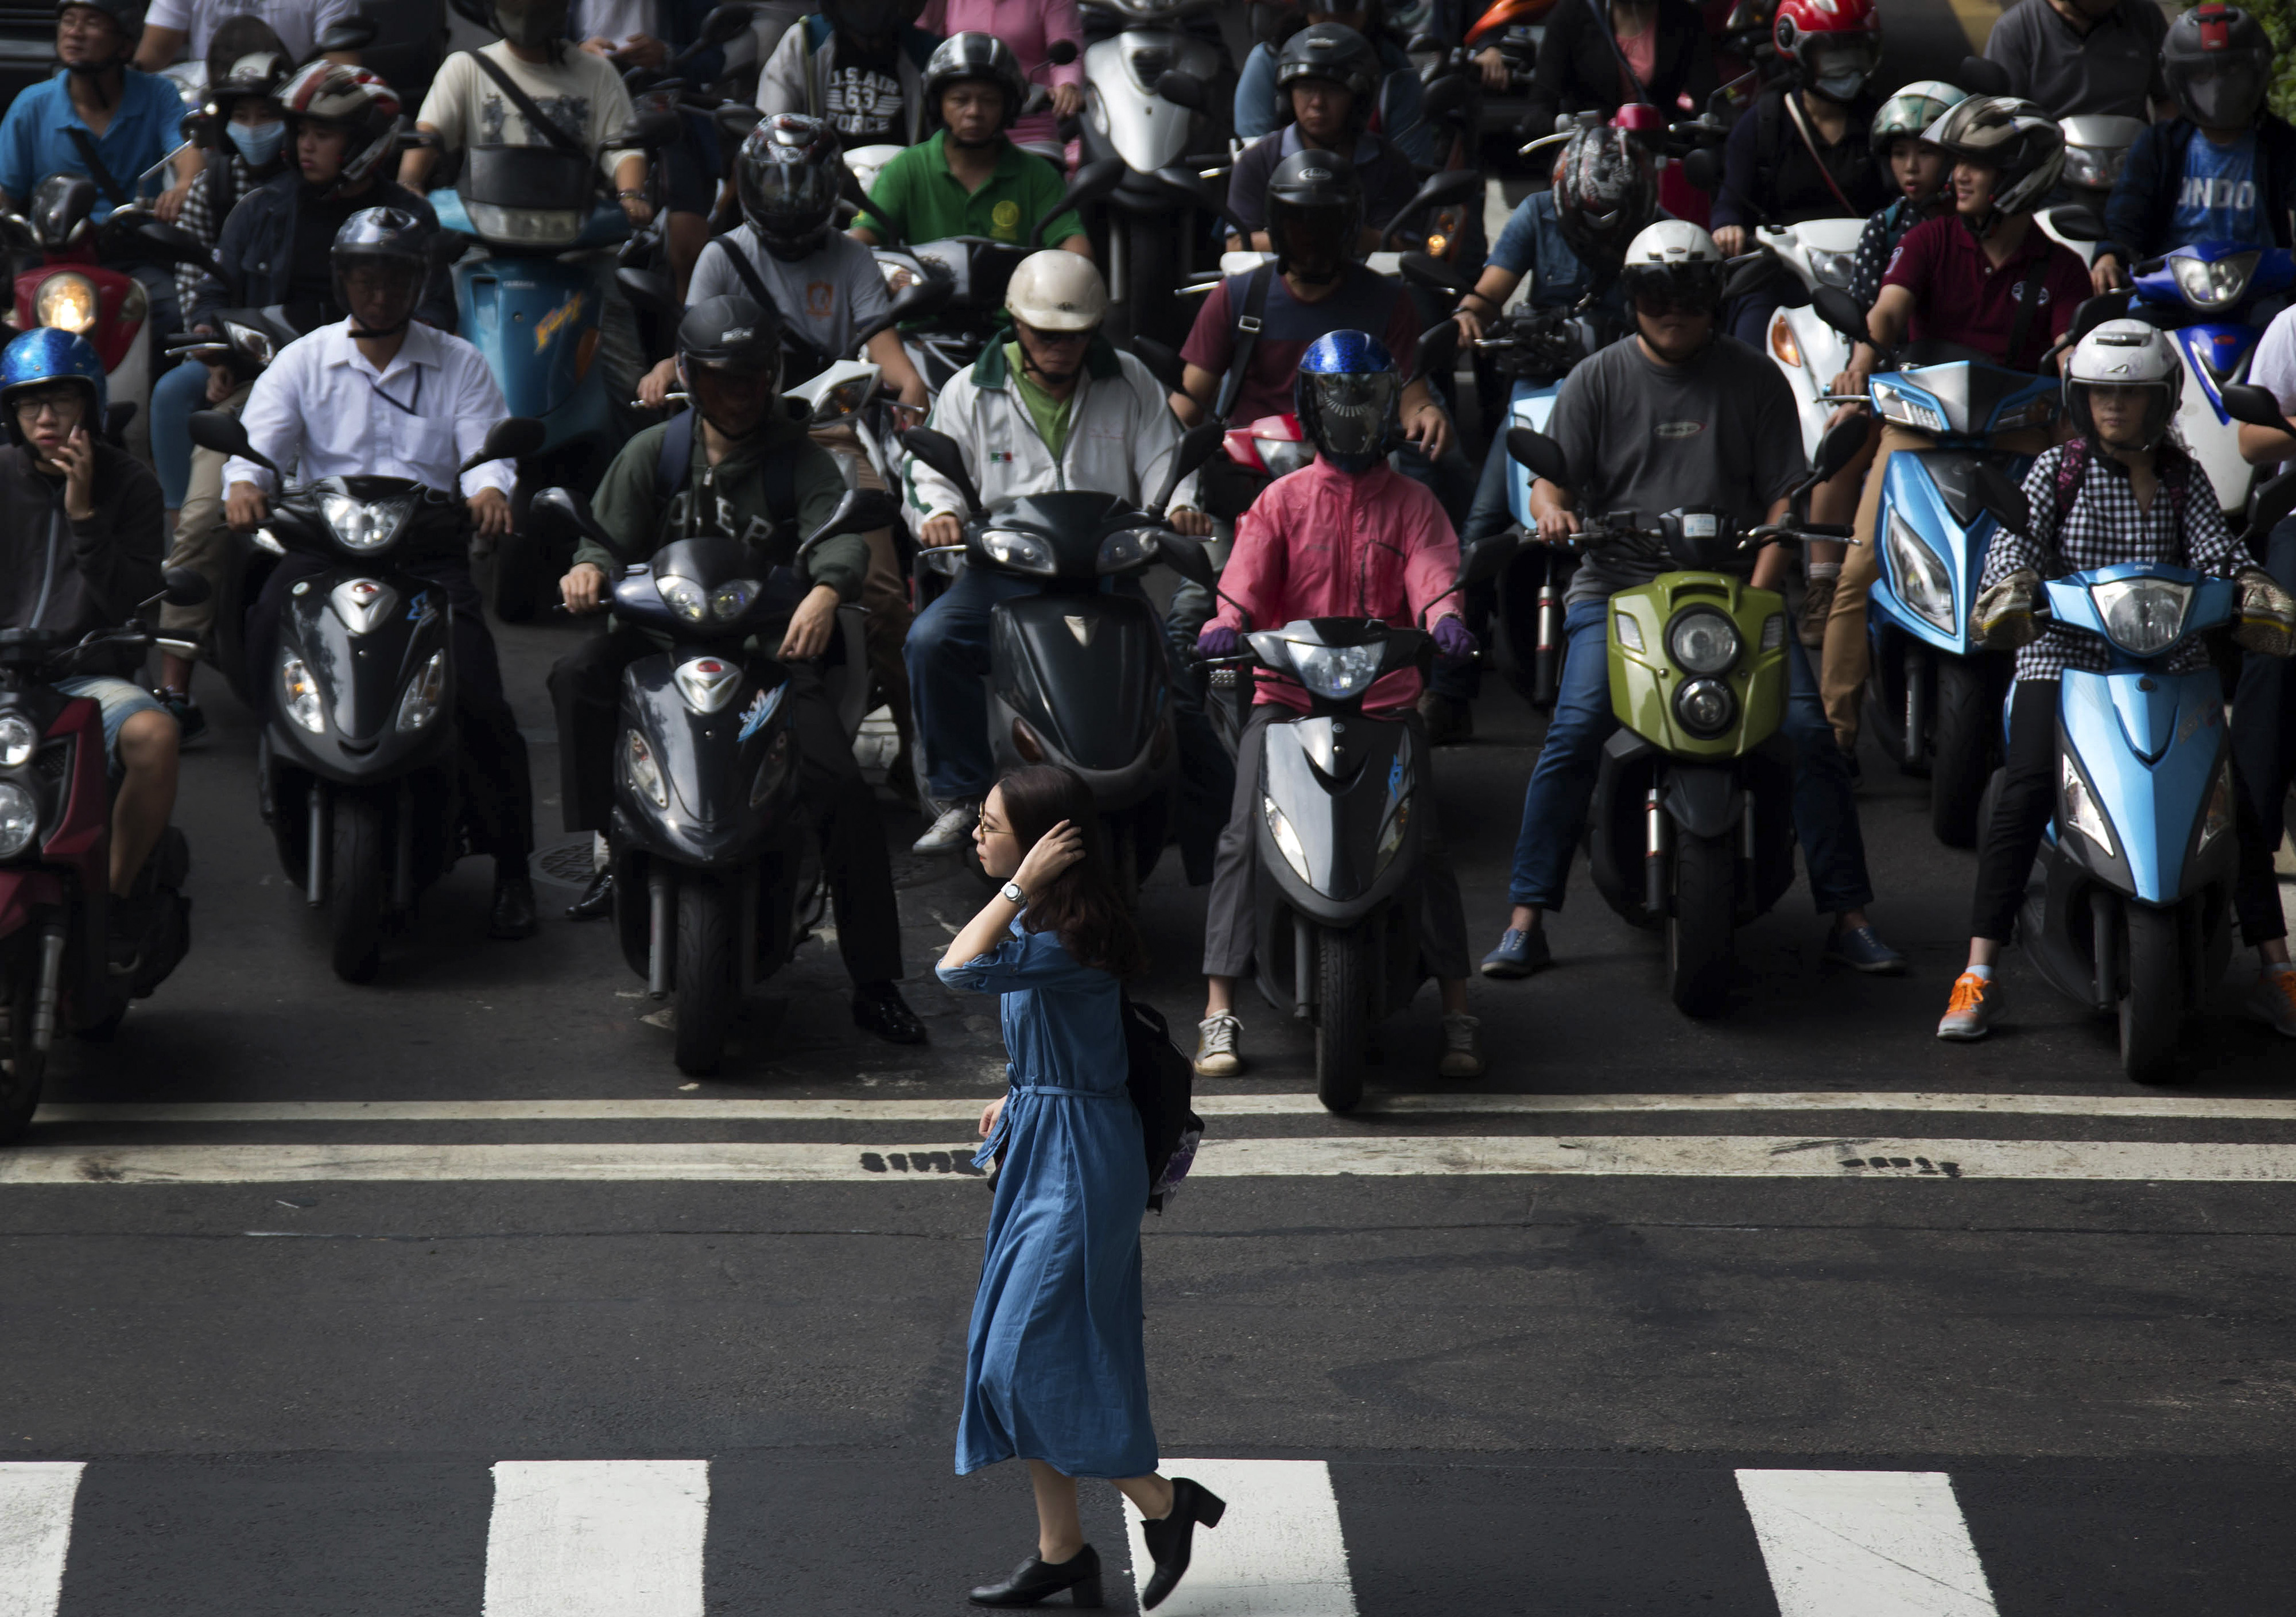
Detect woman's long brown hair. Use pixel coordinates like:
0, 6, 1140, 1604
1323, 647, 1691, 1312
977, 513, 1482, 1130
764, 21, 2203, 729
996, 765, 1149, 980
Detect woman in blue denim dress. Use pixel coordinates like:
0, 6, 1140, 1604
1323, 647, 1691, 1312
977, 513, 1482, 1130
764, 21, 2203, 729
938, 764, 1227, 1611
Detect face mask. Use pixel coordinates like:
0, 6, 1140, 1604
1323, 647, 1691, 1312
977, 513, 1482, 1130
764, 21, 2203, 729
228, 119, 287, 168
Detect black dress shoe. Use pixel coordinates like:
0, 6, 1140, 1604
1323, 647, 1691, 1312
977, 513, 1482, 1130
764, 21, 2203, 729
489, 875, 538, 940
565, 867, 613, 922
1139, 1477, 1226, 1611
851, 980, 926, 1044
969, 1544, 1102, 1608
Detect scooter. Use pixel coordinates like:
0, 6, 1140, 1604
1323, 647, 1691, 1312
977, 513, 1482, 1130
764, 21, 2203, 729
530, 484, 895, 1076
1158, 525, 1515, 1112
899, 421, 1223, 903
1810, 284, 2062, 847
0, 580, 205, 1144
186, 410, 544, 983
1741, 216, 1868, 461
1506, 416, 1863, 1017
1968, 448, 2296, 1081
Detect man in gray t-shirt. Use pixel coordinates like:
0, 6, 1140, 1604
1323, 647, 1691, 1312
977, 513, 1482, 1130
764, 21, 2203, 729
1475, 219, 1903, 986
1984, 0, 2167, 123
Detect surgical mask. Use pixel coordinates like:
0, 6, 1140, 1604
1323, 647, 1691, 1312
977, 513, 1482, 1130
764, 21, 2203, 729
228, 118, 287, 168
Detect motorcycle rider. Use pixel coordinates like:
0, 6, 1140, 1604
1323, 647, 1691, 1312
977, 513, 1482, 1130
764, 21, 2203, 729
1817, 95, 2088, 758
1711, 0, 1890, 350
1233, 2, 1433, 166
1940, 320, 2296, 1040
755, 0, 939, 145
1191, 330, 1483, 1081
1479, 221, 1904, 982
848, 33, 1091, 257
0, 329, 179, 938
903, 251, 1215, 854
1983, 0, 2170, 125
2231, 294, 2296, 1034
222, 208, 540, 941
2092, 5, 2296, 297
1225, 22, 1420, 257
551, 294, 926, 1045
135, 0, 362, 71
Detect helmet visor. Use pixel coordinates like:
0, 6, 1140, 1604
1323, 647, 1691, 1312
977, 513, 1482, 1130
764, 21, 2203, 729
335, 255, 423, 331
739, 162, 839, 243
1621, 261, 1726, 316
2178, 61, 2267, 129
1301, 370, 1399, 459
687, 356, 781, 438
1269, 198, 1355, 276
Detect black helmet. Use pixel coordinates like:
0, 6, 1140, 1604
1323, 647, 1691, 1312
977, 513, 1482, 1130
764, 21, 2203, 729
1274, 22, 1382, 127
331, 206, 430, 338
923, 32, 1027, 133
678, 294, 784, 438
1265, 148, 1364, 286
1551, 125, 1660, 282
737, 113, 844, 262
2162, 4, 2274, 130
56, 0, 139, 65
489, 0, 569, 52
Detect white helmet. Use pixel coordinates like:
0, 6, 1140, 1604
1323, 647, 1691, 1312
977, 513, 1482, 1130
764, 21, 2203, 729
1617, 219, 1728, 313
1004, 251, 1108, 333
2064, 319, 2182, 449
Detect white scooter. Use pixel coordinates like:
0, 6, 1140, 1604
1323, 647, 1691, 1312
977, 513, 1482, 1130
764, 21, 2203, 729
1744, 218, 1867, 461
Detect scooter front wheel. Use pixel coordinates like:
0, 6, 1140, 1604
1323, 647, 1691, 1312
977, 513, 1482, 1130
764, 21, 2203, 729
329, 793, 385, 983
674, 872, 738, 1076
0, 967, 45, 1145
1314, 925, 1369, 1114
2118, 903, 2183, 1083
1667, 831, 1735, 1018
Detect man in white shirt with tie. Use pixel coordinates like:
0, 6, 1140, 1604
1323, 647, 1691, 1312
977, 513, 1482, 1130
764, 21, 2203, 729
223, 207, 541, 939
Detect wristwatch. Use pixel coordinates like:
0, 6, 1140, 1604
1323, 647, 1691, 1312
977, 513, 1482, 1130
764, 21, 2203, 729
999, 880, 1026, 906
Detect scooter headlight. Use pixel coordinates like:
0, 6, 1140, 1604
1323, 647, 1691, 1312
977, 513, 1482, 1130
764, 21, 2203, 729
979, 528, 1056, 576
0, 714, 36, 768
656, 574, 708, 622
1095, 528, 1161, 574
2091, 577, 2192, 658
2061, 753, 2117, 859
1806, 249, 1856, 290
1263, 795, 1311, 882
0, 780, 37, 857
33, 271, 96, 334
2060, 144, 2127, 191
2170, 250, 2259, 312
463, 201, 582, 248
709, 579, 762, 622
319, 492, 415, 553
395, 650, 447, 732
1885, 513, 1957, 633
1667, 608, 1740, 674
1674, 677, 1736, 738
280, 654, 326, 734
1286, 642, 1383, 701
623, 728, 668, 808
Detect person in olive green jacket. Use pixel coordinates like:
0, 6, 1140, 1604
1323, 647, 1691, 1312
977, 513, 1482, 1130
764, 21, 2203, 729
549, 294, 923, 1046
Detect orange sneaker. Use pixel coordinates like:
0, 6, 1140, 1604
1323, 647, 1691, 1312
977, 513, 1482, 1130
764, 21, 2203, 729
1936, 971, 1999, 1041
2249, 967, 2296, 1038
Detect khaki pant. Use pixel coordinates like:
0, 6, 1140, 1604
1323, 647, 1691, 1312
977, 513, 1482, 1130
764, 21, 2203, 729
158, 379, 253, 644
809, 422, 914, 751
1819, 420, 2057, 752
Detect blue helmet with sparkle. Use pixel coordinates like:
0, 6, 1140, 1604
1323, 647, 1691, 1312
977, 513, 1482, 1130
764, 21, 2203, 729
1293, 329, 1400, 474
0, 327, 105, 447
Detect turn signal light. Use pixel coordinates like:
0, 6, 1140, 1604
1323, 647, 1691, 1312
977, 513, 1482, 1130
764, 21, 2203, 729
1011, 719, 1045, 763
1768, 312, 1801, 369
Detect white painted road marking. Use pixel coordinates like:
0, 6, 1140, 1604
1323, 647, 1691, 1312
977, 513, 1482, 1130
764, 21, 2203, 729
11, 1135, 2296, 1184
32, 1089, 2296, 1124
1738, 1470, 1999, 1616
483, 1460, 708, 1617
0, 1463, 83, 1617
1125, 1459, 1355, 1617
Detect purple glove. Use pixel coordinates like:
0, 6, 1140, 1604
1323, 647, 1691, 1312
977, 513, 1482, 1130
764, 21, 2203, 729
1432, 616, 1478, 662
1197, 624, 1242, 658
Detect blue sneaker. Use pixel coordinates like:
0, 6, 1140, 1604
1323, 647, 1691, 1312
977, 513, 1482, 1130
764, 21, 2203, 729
1479, 927, 1551, 979
1825, 924, 1906, 975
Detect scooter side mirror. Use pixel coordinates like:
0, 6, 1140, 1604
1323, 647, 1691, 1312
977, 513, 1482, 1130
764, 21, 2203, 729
1157, 533, 1217, 591
2051, 205, 2107, 245
1680, 145, 1722, 196
1721, 247, 1781, 304
188, 408, 278, 477
1810, 284, 1871, 347
625, 107, 685, 151
616, 266, 677, 320
798, 487, 901, 556
1409, 320, 1459, 384
1506, 424, 1571, 486
1153, 70, 1208, 113
2068, 292, 2126, 344
1812, 414, 1866, 484
2223, 382, 2291, 431
1400, 250, 1473, 296
530, 486, 616, 550
1133, 335, 1186, 394
2247, 469, 2296, 545
1420, 74, 1469, 121
1151, 164, 1251, 243
1957, 55, 2015, 98
1382, 166, 1481, 242
694, 3, 759, 51
1971, 459, 2033, 536
1026, 157, 1123, 250
134, 216, 216, 272
313, 15, 378, 55
715, 103, 763, 142
1460, 530, 1518, 586
463, 416, 545, 473
162, 567, 211, 607
103, 400, 136, 446
1147, 419, 1226, 514
902, 426, 984, 517
1046, 38, 1079, 67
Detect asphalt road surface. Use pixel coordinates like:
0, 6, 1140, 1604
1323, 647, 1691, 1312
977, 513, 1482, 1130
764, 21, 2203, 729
11, 4, 2296, 1613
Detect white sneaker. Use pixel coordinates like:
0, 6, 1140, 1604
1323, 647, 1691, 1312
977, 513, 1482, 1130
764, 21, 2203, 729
1193, 1012, 1243, 1077
912, 799, 979, 854
1438, 1012, 1485, 1079
2250, 966, 2296, 1038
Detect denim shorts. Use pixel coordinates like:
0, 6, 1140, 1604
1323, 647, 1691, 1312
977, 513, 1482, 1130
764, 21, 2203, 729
55, 675, 167, 771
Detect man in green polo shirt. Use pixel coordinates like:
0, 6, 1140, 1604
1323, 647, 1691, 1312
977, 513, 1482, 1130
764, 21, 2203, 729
848, 33, 1089, 255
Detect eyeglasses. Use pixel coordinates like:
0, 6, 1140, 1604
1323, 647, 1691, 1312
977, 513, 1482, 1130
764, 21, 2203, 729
10, 388, 81, 420
1019, 325, 1094, 347
56, 9, 113, 35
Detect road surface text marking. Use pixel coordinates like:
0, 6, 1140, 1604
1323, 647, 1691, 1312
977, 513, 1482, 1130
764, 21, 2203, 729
1738, 1469, 1998, 1616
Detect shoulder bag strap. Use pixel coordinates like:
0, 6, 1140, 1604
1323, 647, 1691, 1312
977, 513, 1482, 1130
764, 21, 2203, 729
653, 406, 698, 508
2050, 435, 2087, 540
1586, 0, 1653, 104
467, 49, 596, 169
722, 238, 778, 311
1211, 263, 1274, 427
63, 126, 131, 210
1780, 89, 1856, 215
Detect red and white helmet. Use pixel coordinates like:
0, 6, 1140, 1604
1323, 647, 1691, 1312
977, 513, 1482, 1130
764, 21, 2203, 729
278, 62, 403, 196
1773, 0, 1883, 102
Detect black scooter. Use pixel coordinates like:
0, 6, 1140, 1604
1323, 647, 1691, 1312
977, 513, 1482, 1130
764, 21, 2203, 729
533, 483, 897, 1076
187, 409, 544, 982
1160, 529, 1515, 1112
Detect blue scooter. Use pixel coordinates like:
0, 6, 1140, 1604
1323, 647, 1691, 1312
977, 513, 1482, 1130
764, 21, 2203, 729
1811, 285, 2061, 847
1971, 459, 2296, 1082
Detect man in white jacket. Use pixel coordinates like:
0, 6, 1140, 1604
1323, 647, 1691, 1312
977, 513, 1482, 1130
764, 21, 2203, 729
903, 252, 1214, 852
754, 0, 938, 144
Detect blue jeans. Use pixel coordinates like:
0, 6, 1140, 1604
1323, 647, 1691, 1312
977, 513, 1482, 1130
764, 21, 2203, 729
1507, 598, 1874, 914
56, 674, 167, 772
150, 356, 208, 509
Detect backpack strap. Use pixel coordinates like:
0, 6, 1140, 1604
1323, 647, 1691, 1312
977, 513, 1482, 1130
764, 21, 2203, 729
2050, 436, 2088, 541
653, 406, 698, 509
1211, 262, 1275, 427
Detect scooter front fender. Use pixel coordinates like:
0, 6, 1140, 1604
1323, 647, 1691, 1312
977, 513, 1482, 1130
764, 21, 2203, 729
1254, 711, 1420, 918
1868, 450, 2008, 656
611, 656, 801, 867
453, 254, 612, 450
270, 571, 458, 781
2057, 668, 2234, 906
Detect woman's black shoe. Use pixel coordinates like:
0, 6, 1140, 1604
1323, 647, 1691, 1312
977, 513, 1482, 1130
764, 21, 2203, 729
1139, 1477, 1225, 1611
565, 867, 613, 921
968, 1544, 1103, 1607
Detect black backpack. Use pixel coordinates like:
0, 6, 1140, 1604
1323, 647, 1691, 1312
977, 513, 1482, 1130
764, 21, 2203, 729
1121, 992, 1204, 1212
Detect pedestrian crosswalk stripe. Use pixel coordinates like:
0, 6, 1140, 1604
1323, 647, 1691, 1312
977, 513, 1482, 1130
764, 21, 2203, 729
0, 1463, 83, 1617
35, 1089, 2296, 1124
483, 1460, 708, 1617
1123, 1460, 1355, 1616
12, 1135, 2296, 1186
1737, 1470, 1998, 1616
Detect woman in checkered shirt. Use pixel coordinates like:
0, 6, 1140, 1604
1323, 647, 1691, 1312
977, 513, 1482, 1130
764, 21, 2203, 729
1938, 319, 2296, 1041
